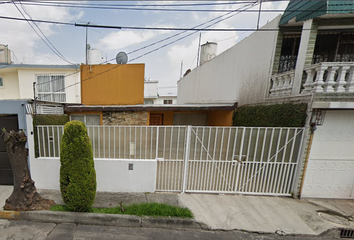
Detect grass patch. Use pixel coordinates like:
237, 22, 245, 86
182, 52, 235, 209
50, 202, 193, 218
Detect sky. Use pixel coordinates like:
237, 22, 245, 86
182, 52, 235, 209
0, 0, 289, 96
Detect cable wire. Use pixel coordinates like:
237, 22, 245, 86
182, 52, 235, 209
36, 2, 259, 99
12, 1, 75, 65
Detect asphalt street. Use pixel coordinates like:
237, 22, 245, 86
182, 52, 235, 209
0, 219, 340, 240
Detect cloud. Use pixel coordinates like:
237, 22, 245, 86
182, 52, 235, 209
167, 38, 200, 71
97, 30, 158, 51
0, 2, 83, 64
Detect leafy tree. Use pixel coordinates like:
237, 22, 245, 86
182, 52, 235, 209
60, 121, 96, 212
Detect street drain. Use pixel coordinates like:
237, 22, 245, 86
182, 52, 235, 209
340, 229, 354, 238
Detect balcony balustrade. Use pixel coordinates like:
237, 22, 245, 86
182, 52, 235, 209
269, 70, 295, 97
269, 62, 354, 97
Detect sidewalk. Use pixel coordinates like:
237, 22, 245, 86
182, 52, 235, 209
1, 185, 354, 237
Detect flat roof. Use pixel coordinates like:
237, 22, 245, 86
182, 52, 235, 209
65, 103, 237, 112
0, 64, 79, 70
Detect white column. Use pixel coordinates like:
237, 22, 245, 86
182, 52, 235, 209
26, 115, 35, 172
292, 19, 314, 95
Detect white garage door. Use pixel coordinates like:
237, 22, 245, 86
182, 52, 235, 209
302, 110, 354, 199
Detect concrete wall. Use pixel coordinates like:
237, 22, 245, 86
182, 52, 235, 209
103, 111, 148, 125
0, 100, 27, 130
81, 64, 144, 105
144, 81, 158, 99
17, 68, 81, 103
155, 96, 177, 105
0, 71, 20, 99
30, 158, 157, 192
177, 16, 281, 106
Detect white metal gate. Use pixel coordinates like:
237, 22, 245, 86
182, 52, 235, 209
37, 125, 304, 196
185, 126, 304, 195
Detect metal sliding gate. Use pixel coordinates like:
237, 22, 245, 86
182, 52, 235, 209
184, 126, 304, 195
37, 125, 304, 196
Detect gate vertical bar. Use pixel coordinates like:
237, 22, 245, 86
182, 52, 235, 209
182, 126, 192, 193
235, 128, 245, 193
156, 127, 160, 190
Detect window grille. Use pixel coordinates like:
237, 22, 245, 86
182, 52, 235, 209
163, 100, 173, 104
144, 99, 154, 105
70, 114, 101, 125
37, 74, 66, 102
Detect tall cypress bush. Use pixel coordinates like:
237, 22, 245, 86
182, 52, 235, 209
60, 121, 96, 212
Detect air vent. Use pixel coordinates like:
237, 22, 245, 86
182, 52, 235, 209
340, 229, 354, 238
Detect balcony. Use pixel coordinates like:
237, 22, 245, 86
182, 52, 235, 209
269, 70, 295, 97
269, 62, 354, 97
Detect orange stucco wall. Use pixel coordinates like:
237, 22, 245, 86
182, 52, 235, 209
149, 110, 233, 126
150, 111, 174, 125
207, 110, 233, 126
80, 64, 144, 105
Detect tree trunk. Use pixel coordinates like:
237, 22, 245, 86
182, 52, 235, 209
1, 130, 55, 211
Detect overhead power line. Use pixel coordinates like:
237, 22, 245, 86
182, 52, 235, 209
20, 1, 255, 8
16, 1, 259, 12
12, 1, 74, 65
0, 15, 301, 32
36, 2, 259, 98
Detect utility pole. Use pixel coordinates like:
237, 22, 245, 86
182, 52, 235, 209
180, 60, 183, 79
257, 0, 263, 30
196, 33, 202, 67
85, 22, 90, 64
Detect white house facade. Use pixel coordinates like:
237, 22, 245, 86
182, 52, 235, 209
0, 64, 81, 103
144, 80, 177, 105
177, 1, 354, 199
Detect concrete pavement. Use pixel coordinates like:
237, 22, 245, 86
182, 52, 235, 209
1, 185, 354, 237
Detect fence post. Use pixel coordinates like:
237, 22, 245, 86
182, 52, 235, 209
155, 126, 159, 159
182, 125, 192, 193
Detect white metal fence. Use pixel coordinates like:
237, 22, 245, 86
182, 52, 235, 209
37, 125, 304, 196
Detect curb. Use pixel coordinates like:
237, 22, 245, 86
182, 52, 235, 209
0, 210, 201, 230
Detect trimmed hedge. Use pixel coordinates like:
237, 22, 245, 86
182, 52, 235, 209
33, 115, 69, 157
233, 103, 307, 127
60, 121, 96, 212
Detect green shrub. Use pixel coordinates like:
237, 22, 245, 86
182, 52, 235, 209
233, 103, 307, 127
33, 114, 69, 157
60, 120, 96, 212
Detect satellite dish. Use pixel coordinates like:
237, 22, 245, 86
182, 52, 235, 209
116, 52, 128, 64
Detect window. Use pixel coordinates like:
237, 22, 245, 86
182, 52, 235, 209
0, 77, 3, 87
144, 99, 154, 105
37, 74, 66, 102
163, 100, 173, 104
70, 114, 101, 125
278, 34, 301, 73
313, 32, 354, 64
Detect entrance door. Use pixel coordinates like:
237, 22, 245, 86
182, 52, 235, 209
0, 115, 19, 185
